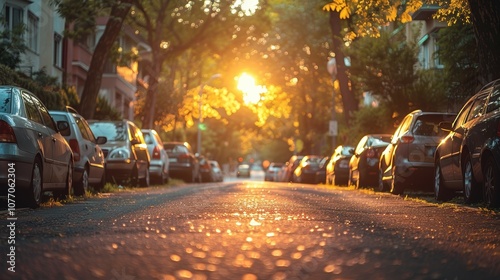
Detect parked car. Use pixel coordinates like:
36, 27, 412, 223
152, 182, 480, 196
280, 155, 304, 182
315, 156, 330, 184
141, 129, 169, 184
349, 134, 392, 188
265, 162, 284, 181
326, 145, 354, 186
0, 86, 73, 207
293, 155, 323, 184
378, 110, 456, 194
50, 107, 108, 195
210, 160, 224, 182
237, 164, 251, 178
163, 142, 200, 182
435, 79, 500, 207
198, 155, 214, 182
88, 120, 150, 187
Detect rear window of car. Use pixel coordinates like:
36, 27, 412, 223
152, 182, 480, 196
89, 122, 128, 141
413, 114, 456, 137
0, 90, 11, 113
164, 144, 189, 154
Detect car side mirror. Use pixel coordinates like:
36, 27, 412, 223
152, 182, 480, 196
57, 121, 70, 136
96, 136, 107, 145
439, 121, 453, 132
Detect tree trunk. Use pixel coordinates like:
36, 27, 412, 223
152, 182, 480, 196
329, 10, 358, 124
468, 0, 500, 85
78, 1, 133, 120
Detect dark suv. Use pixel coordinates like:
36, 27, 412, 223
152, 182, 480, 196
89, 120, 150, 187
163, 142, 200, 183
434, 79, 500, 207
378, 110, 456, 194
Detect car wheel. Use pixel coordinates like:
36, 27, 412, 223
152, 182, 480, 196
96, 168, 106, 191
140, 168, 150, 187
377, 168, 388, 192
463, 155, 481, 204
348, 170, 354, 187
434, 161, 453, 201
55, 160, 74, 200
26, 158, 43, 208
74, 167, 89, 197
158, 167, 166, 185
483, 156, 499, 208
390, 167, 405, 195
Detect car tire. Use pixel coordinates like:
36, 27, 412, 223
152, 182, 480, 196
26, 158, 43, 208
54, 160, 74, 200
483, 156, 499, 208
377, 168, 389, 192
348, 170, 354, 187
434, 161, 453, 201
390, 167, 405, 195
74, 166, 89, 197
96, 168, 106, 191
463, 155, 481, 204
140, 168, 150, 187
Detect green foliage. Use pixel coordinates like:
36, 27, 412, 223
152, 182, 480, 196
0, 64, 65, 109
346, 105, 394, 143
93, 95, 123, 120
0, 24, 27, 69
32, 67, 60, 89
436, 23, 478, 108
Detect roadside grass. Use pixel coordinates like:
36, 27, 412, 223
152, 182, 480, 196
40, 178, 184, 207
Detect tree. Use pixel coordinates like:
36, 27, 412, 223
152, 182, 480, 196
56, 0, 133, 119
0, 23, 27, 69
323, 0, 500, 86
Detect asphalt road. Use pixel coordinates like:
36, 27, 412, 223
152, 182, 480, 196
1, 176, 499, 280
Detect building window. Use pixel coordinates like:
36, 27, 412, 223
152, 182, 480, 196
54, 33, 62, 68
433, 36, 444, 69
3, 4, 24, 31
27, 12, 38, 52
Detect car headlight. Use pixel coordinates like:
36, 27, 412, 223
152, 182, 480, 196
108, 147, 131, 159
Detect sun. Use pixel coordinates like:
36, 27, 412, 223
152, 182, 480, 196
237, 73, 266, 104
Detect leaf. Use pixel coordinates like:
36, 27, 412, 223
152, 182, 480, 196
339, 6, 351, 19
386, 6, 397, 21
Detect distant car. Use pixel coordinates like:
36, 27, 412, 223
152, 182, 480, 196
349, 134, 392, 188
293, 155, 323, 184
141, 129, 169, 184
435, 79, 500, 207
237, 164, 251, 178
50, 107, 108, 195
209, 160, 224, 182
378, 110, 456, 194
280, 155, 304, 182
163, 142, 200, 183
0, 86, 73, 207
326, 145, 354, 186
88, 120, 150, 187
198, 155, 214, 182
265, 162, 284, 181
314, 156, 330, 184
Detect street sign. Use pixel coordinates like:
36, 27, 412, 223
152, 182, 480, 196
328, 120, 338, 136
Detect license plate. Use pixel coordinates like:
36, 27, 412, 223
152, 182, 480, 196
169, 158, 177, 162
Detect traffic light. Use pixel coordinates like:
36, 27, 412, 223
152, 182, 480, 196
198, 123, 207, 131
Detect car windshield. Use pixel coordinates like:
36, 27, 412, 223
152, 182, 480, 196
0, 90, 11, 113
165, 144, 189, 154
89, 122, 128, 141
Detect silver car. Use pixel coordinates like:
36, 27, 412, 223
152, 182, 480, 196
89, 120, 150, 187
379, 110, 456, 194
50, 108, 107, 195
141, 129, 169, 184
0, 86, 73, 208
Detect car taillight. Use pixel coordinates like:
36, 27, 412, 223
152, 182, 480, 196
400, 136, 414, 143
0, 120, 16, 143
178, 153, 190, 163
366, 149, 376, 158
68, 139, 81, 162
152, 146, 161, 159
